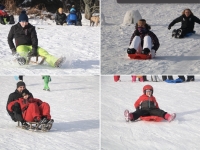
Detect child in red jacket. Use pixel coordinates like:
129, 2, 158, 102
8, 90, 53, 130
124, 85, 176, 122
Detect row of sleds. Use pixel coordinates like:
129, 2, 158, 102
17, 118, 54, 132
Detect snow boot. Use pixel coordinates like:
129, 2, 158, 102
124, 110, 133, 122
17, 57, 26, 65
22, 122, 30, 129
142, 48, 150, 55
167, 113, 176, 122
172, 29, 177, 37
127, 48, 136, 54
45, 119, 54, 130
54, 57, 66, 68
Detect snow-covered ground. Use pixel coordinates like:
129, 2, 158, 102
101, 75, 200, 150
0, 14, 100, 75
101, 0, 200, 74
0, 76, 99, 149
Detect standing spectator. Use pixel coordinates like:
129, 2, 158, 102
42, 75, 51, 91
76, 8, 82, 26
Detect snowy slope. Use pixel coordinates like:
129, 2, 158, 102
101, 75, 200, 150
0, 15, 100, 75
101, 0, 200, 74
0, 76, 99, 150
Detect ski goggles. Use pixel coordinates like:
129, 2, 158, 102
145, 90, 152, 93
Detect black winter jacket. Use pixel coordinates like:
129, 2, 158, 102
7, 23, 38, 50
169, 14, 200, 32
55, 12, 67, 24
6, 89, 33, 121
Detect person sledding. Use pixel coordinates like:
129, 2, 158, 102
7, 89, 54, 131
0, 4, 15, 25
67, 6, 77, 25
127, 19, 160, 59
168, 8, 200, 38
7, 10, 65, 68
124, 85, 176, 122
7, 81, 33, 128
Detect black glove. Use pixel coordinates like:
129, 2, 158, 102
11, 48, 16, 55
134, 30, 140, 36
27, 48, 37, 57
11, 115, 17, 122
11, 102, 21, 113
168, 26, 171, 30
136, 107, 140, 111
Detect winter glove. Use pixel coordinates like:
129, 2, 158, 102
168, 26, 171, 30
11, 48, 16, 55
11, 102, 21, 113
136, 107, 140, 111
27, 48, 37, 57
134, 30, 140, 36
11, 115, 17, 122
37, 101, 42, 106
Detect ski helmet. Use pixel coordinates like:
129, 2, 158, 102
143, 85, 153, 94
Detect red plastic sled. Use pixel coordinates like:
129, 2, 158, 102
140, 116, 163, 122
128, 53, 151, 60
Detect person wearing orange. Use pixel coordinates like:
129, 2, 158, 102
124, 85, 176, 122
7, 90, 53, 130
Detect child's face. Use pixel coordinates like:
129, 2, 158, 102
145, 90, 152, 96
23, 94, 29, 100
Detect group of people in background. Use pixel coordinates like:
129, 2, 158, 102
55, 5, 82, 26
114, 75, 195, 82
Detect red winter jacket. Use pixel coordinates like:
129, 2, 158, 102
134, 94, 159, 109
0, 10, 8, 17
8, 97, 42, 113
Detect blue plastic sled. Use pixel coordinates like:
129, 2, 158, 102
14, 76, 19, 81
185, 31, 196, 37
165, 78, 183, 83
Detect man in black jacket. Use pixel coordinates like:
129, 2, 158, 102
168, 8, 200, 38
8, 10, 64, 67
55, 8, 67, 25
6, 81, 33, 127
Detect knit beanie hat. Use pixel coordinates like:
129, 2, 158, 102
19, 10, 28, 22
17, 81, 26, 88
22, 89, 29, 97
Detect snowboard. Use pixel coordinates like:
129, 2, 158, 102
128, 53, 151, 60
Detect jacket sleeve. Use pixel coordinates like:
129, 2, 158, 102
168, 16, 182, 27
7, 100, 19, 112
7, 25, 16, 50
30, 98, 43, 105
134, 96, 142, 108
194, 16, 200, 24
150, 32, 160, 51
30, 26, 38, 49
129, 31, 136, 45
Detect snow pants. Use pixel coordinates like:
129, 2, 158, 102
43, 76, 50, 90
131, 108, 167, 121
129, 35, 155, 57
16, 45, 58, 67
23, 102, 51, 122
